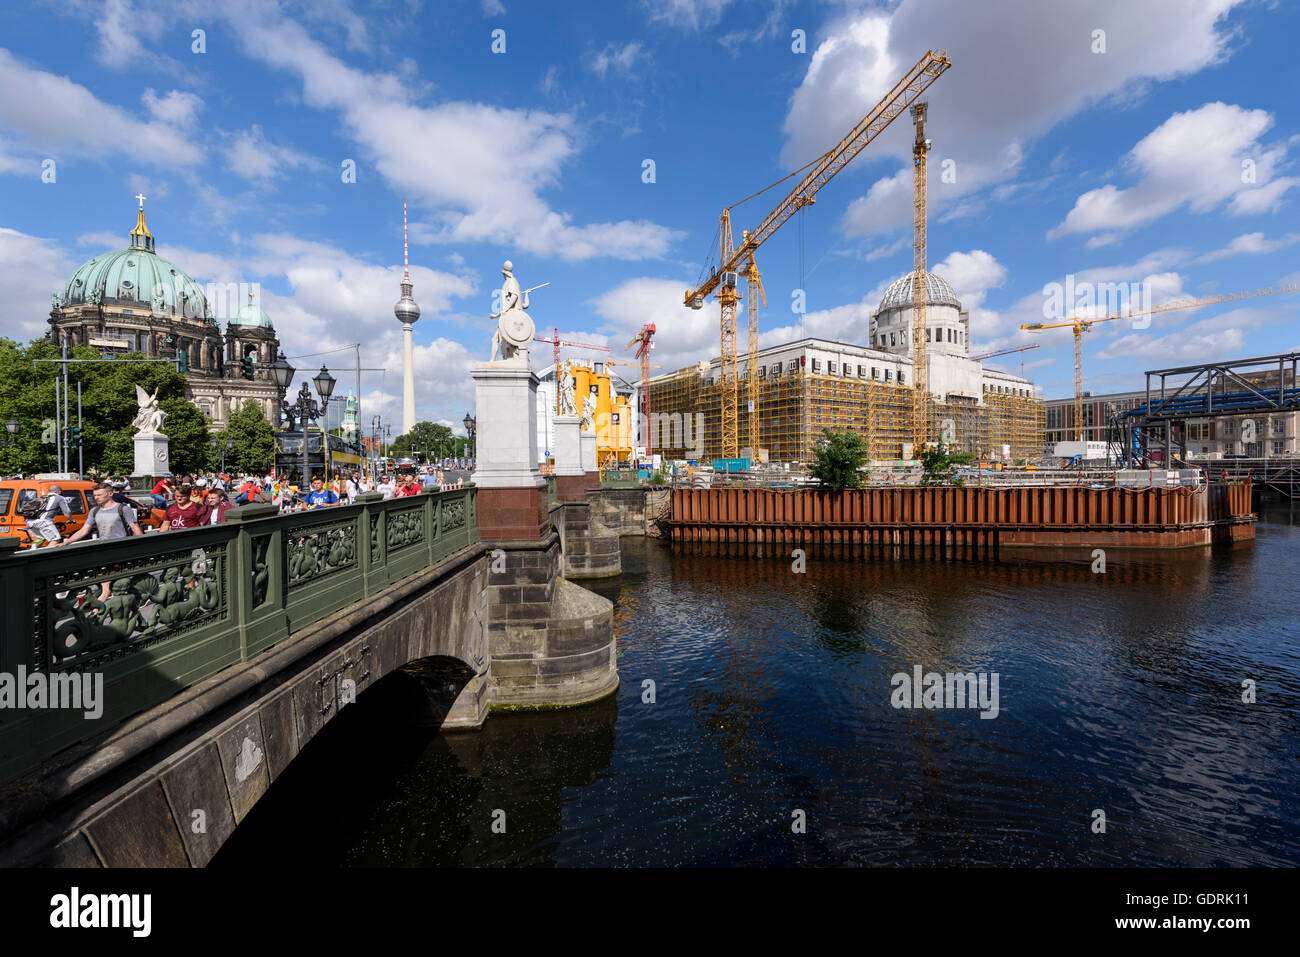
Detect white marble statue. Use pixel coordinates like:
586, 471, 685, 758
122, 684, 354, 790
580, 391, 596, 432
558, 362, 578, 417
131, 384, 168, 434
489, 260, 548, 361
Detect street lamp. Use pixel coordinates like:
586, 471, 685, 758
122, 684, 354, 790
268, 351, 296, 430
2, 417, 17, 447
463, 412, 476, 462
210, 437, 235, 472
312, 366, 336, 480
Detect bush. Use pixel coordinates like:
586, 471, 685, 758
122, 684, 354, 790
810, 428, 867, 489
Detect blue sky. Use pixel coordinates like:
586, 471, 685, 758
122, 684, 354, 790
1, 0, 1298, 433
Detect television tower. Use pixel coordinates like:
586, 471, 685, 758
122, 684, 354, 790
394, 200, 420, 434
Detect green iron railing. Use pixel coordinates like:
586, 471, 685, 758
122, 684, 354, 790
0, 485, 477, 784
600, 468, 641, 488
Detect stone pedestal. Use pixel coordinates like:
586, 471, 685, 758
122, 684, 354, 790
131, 431, 170, 480
552, 414, 585, 502
580, 432, 598, 491
471, 361, 548, 540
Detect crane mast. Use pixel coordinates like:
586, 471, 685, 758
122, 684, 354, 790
910, 101, 930, 455
684, 50, 952, 460
1021, 283, 1300, 440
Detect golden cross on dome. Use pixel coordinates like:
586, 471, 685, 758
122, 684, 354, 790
135, 193, 147, 210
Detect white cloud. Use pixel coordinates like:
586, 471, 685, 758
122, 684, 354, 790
589, 276, 719, 377
482, 0, 506, 15
1051, 102, 1297, 241
93, 0, 170, 71
1194, 231, 1300, 263
780, 0, 1247, 239
222, 10, 681, 262
589, 42, 645, 78
642, 0, 732, 30
0, 227, 81, 340
227, 125, 315, 182
1095, 315, 1249, 361
141, 88, 203, 129
0, 48, 203, 168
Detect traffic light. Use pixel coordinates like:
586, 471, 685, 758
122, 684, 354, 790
241, 355, 256, 380
69, 425, 82, 447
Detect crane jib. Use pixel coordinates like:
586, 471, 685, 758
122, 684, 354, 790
683, 50, 951, 307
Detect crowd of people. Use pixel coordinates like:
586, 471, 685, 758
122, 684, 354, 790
19, 466, 462, 547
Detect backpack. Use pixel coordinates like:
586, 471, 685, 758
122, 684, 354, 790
20, 494, 51, 521
87, 503, 136, 538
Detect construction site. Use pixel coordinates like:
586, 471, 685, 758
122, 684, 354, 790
632, 49, 1045, 467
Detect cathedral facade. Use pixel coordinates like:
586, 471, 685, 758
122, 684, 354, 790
48, 199, 284, 429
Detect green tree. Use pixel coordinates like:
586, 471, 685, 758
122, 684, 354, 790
391, 421, 455, 462
0, 338, 194, 476
213, 400, 276, 474
159, 399, 211, 475
920, 439, 976, 485
809, 427, 868, 489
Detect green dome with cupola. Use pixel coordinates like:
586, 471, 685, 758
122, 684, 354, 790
59, 196, 214, 322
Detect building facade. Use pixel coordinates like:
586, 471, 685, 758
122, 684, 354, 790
645, 271, 1044, 463
48, 201, 284, 429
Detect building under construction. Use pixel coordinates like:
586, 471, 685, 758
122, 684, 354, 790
646, 270, 1044, 463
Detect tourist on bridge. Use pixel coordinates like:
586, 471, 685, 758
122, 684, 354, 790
22, 484, 70, 547
204, 488, 235, 524
58, 483, 143, 543
304, 477, 340, 507
163, 485, 207, 530
395, 472, 423, 497
376, 473, 396, 499
150, 476, 173, 509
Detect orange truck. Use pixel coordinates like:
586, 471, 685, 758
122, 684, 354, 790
0, 477, 166, 547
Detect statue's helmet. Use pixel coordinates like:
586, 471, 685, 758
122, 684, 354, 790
502, 260, 513, 275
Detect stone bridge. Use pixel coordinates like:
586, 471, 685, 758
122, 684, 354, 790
0, 483, 659, 866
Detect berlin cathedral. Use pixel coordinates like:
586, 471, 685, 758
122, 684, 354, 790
47, 197, 283, 429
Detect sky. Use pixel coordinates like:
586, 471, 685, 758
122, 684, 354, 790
1, 0, 1298, 437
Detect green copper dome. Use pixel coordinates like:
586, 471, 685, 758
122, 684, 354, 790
60, 204, 214, 322
230, 295, 274, 328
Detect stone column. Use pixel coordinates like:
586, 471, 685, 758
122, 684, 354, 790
470, 361, 548, 540
552, 414, 585, 502
580, 431, 598, 491
132, 432, 170, 483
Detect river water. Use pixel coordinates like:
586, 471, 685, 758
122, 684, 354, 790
217, 507, 1300, 867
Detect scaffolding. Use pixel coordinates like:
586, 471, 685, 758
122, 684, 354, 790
648, 366, 1044, 463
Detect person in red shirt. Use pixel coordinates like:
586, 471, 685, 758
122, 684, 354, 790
163, 485, 208, 530
396, 473, 423, 497
150, 476, 173, 509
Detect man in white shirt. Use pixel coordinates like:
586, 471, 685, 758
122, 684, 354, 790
376, 475, 395, 500
24, 486, 70, 546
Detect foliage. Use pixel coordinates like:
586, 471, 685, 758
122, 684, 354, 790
212, 400, 276, 474
160, 399, 212, 475
649, 469, 666, 485
809, 427, 867, 489
0, 338, 198, 476
920, 439, 976, 485
390, 421, 458, 461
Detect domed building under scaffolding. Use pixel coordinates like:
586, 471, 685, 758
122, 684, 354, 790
48, 198, 284, 428
642, 269, 1044, 463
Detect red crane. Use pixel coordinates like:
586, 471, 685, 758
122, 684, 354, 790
626, 324, 656, 456
533, 327, 611, 371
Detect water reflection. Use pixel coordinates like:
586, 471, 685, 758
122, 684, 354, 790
221, 509, 1300, 867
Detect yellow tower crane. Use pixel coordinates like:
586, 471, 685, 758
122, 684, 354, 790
1021, 282, 1300, 440
909, 101, 932, 455
684, 49, 953, 460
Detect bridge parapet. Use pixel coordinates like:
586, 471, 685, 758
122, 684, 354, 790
0, 485, 477, 786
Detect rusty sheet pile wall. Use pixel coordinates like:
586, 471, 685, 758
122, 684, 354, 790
670, 481, 1254, 550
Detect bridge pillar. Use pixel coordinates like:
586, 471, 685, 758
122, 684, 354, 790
552, 413, 586, 503
470, 360, 618, 709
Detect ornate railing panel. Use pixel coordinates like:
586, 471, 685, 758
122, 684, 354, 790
0, 484, 477, 785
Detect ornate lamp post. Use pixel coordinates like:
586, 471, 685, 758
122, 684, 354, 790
268, 352, 296, 430
312, 365, 337, 481
463, 412, 476, 463
209, 437, 235, 472
2, 417, 17, 447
